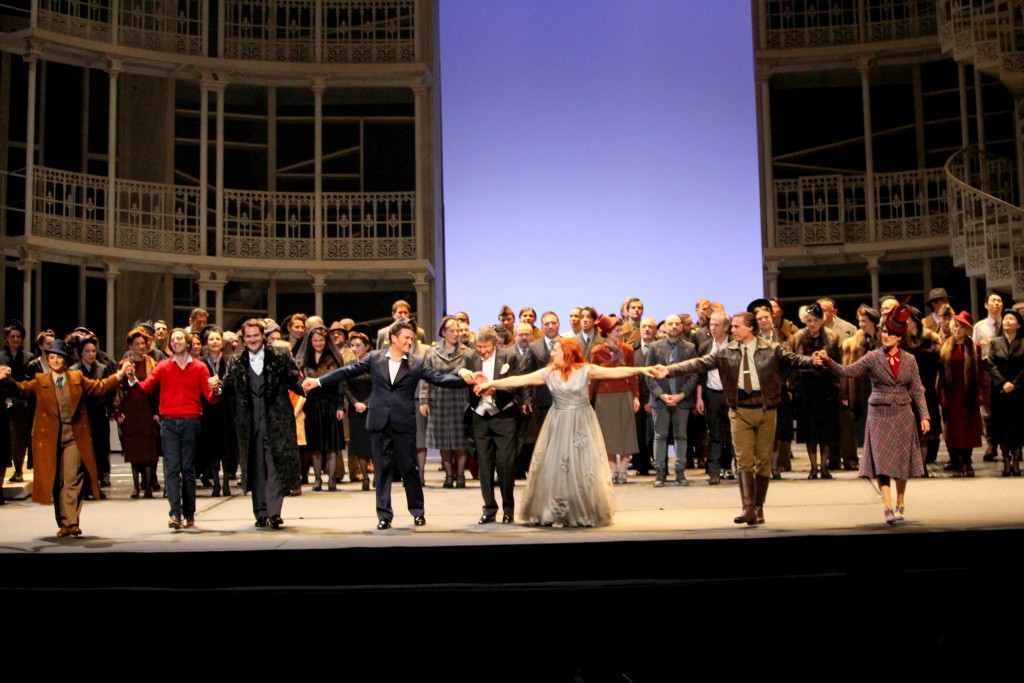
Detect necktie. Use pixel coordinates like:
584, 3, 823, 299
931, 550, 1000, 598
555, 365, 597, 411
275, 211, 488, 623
995, 319, 1003, 336
668, 343, 679, 393
742, 347, 753, 393
56, 376, 64, 391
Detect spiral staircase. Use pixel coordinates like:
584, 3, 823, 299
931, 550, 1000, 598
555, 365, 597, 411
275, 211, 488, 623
939, 0, 1024, 298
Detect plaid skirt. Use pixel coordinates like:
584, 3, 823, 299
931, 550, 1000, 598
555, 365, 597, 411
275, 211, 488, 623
425, 385, 470, 450
859, 402, 924, 479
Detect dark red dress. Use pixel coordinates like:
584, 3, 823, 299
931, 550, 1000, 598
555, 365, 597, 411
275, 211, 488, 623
116, 357, 160, 464
938, 342, 983, 450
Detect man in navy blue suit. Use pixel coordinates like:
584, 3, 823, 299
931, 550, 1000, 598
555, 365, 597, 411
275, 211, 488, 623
306, 320, 476, 529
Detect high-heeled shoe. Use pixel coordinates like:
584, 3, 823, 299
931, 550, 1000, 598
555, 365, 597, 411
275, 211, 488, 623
807, 468, 818, 480
894, 505, 905, 521
820, 468, 833, 480
884, 507, 896, 524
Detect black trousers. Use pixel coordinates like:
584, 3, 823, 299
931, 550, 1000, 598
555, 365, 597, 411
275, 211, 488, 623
371, 421, 422, 522
471, 410, 518, 517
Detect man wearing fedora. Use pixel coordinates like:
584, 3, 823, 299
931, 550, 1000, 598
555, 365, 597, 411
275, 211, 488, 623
923, 288, 952, 334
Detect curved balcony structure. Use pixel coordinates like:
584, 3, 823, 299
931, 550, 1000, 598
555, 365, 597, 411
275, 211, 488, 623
0, 0, 444, 343
946, 147, 1024, 298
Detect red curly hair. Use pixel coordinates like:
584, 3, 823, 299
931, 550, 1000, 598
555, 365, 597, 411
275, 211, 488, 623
552, 338, 587, 380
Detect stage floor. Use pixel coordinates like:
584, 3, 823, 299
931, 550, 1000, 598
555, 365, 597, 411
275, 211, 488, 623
3, 445, 1023, 553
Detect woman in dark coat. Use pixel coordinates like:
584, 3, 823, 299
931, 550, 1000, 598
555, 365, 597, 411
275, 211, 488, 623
906, 308, 943, 471
937, 312, 983, 477
791, 303, 842, 479
815, 302, 930, 524
986, 309, 1024, 476
1, 320, 33, 484
199, 326, 235, 496
343, 332, 375, 490
296, 325, 346, 491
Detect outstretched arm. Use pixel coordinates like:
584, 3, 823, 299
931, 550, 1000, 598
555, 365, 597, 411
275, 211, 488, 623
475, 368, 547, 394
589, 364, 653, 381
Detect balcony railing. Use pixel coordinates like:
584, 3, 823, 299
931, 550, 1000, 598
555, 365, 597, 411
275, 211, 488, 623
762, 0, 937, 50
31, 0, 417, 63
223, 0, 416, 63
26, 166, 416, 262
773, 168, 949, 247
937, 1, 1024, 86
37, 0, 205, 55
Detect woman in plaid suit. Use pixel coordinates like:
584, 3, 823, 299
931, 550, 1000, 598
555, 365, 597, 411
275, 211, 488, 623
814, 300, 930, 524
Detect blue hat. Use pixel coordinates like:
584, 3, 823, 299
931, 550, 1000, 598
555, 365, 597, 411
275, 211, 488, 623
45, 339, 73, 359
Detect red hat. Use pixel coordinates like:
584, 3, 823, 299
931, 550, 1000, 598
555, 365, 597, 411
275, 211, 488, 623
883, 295, 912, 336
951, 310, 974, 330
595, 314, 622, 336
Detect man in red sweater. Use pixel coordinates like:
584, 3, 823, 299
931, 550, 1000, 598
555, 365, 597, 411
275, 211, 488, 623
130, 327, 219, 529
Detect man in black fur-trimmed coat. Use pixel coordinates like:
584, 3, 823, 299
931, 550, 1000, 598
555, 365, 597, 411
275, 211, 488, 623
215, 318, 304, 529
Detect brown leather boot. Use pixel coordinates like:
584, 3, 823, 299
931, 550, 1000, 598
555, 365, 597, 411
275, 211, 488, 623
754, 474, 770, 524
734, 471, 758, 525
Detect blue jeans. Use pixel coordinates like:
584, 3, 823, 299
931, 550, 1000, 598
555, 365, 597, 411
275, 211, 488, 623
161, 417, 201, 519
652, 401, 690, 476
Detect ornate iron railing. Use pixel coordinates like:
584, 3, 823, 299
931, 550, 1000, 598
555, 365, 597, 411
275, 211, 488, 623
26, 167, 415, 262
32, 0, 416, 62
31, 167, 109, 245
114, 177, 201, 254
36, 0, 205, 55
945, 147, 1024, 298
762, 0, 937, 50
223, 189, 316, 259
221, 0, 416, 62
937, 1, 1024, 81
774, 168, 948, 247
322, 191, 415, 260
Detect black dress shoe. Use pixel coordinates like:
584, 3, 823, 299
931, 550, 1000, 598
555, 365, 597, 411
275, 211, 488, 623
502, 514, 513, 524
270, 515, 284, 529
376, 519, 392, 530
478, 514, 496, 524
413, 515, 426, 526
255, 517, 270, 528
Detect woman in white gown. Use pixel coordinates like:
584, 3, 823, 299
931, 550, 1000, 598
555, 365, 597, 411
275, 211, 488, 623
474, 338, 654, 527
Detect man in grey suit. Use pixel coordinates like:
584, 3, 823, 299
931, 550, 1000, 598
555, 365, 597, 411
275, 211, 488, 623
644, 315, 698, 486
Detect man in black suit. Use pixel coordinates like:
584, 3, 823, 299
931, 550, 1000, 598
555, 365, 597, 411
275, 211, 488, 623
518, 311, 560, 477
631, 317, 658, 476
308, 320, 476, 529
465, 326, 523, 524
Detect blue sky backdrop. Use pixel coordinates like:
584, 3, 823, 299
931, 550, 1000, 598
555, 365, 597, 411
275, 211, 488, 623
440, 0, 761, 330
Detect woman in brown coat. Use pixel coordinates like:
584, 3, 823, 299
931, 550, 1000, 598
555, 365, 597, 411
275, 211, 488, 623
590, 314, 640, 484
937, 311, 983, 477
114, 327, 162, 498
0, 340, 125, 536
